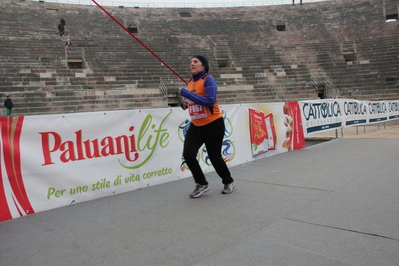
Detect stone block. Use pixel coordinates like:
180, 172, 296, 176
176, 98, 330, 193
19, 69, 31, 74
220, 74, 243, 79
151, 100, 168, 107
12, 82, 24, 87
277, 72, 287, 77
75, 73, 86, 77
56, 78, 71, 86
29, 80, 46, 87
104, 76, 116, 82
40, 73, 52, 78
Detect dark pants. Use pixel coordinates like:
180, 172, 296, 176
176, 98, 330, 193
183, 117, 233, 185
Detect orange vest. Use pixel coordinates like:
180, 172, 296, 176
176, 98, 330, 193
187, 74, 222, 126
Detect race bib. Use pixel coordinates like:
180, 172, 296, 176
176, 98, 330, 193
188, 102, 207, 120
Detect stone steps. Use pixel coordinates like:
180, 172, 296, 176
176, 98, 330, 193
0, 0, 399, 115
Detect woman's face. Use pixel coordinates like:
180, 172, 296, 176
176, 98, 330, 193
190, 58, 205, 75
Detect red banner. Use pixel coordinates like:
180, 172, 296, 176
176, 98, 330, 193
282, 102, 306, 151
0, 117, 35, 221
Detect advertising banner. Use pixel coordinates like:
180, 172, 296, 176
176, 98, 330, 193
237, 102, 306, 158
282, 102, 306, 151
300, 99, 344, 134
248, 108, 269, 155
299, 99, 399, 135
388, 100, 399, 120
342, 99, 368, 126
1, 99, 397, 222
367, 100, 388, 124
387, 101, 399, 120
2, 110, 188, 219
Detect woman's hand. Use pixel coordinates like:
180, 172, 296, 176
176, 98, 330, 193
181, 102, 188, 110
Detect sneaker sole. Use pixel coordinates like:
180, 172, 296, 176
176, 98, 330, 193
222, 183, 236, 194
190, 186, 210, 198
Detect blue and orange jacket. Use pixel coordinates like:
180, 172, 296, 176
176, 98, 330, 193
180, 70, 222, 126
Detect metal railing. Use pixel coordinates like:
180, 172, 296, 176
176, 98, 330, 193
33, 0, 330, 8
65, 47, 86, 62
310, 73, 318, 89
227, 46, 234, 67
82, 47, 86, 62
64, 46, 68, 63
159, 77, 168, 99
159, 77, 185, 105
323, 73, 332, 90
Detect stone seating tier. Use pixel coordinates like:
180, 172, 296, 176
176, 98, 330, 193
0, 0, 398, 115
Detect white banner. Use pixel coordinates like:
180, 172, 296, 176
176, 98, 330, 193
299, 99, 399, 135
1, 99, 398, 222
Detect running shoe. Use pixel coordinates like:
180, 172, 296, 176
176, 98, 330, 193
190, 184, 210, 198
222, 181, 235, 194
